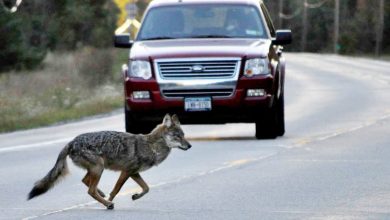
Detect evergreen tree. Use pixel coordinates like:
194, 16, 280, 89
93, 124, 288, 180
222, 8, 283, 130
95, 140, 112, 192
0, 0, 119, 72
0, 7, 25, 71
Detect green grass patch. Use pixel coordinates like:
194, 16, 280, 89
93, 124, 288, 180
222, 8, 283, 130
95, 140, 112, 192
379, 56, 390, 62
346, 54, 390, 62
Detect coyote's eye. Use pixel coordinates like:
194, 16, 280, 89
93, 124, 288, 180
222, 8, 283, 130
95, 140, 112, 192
172, 133, 181, 140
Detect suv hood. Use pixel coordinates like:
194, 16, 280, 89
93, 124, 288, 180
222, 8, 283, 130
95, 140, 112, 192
130, 38, 271, 60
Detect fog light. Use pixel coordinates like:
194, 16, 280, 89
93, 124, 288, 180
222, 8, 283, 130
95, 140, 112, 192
133, 91, 150, 99
247, 89, 265, 97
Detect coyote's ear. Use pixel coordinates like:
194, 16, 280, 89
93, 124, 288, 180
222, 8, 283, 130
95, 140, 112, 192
163, 114, 172, 127
172, 114, 180, 126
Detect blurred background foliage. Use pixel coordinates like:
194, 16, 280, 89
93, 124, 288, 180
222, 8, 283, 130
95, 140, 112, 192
0, 0, 118, 72
264, 0, 389, 55
0, 0, 122, 132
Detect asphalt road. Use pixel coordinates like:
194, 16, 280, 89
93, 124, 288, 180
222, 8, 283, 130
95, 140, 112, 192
0, 53, 389, 220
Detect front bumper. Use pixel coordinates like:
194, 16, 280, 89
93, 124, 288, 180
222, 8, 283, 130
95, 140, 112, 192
124, 74, 275, 124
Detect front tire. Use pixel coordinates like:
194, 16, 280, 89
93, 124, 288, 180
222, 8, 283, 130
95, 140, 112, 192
276, 94, 285, 136
125, 108, 155, 134
255, 94, 285, 139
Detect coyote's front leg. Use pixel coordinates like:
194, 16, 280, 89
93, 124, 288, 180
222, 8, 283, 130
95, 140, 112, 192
130, 173, 149, 200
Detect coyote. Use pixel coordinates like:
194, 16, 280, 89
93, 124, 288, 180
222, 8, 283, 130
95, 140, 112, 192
27, 114, 191, 209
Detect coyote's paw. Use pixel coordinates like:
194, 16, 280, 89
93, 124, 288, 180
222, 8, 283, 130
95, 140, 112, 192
107, 203, 114, 210
132, 193, 143, 200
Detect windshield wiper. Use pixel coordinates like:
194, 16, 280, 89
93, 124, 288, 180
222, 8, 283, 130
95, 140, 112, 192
142, 37, 176, 41
189, 35, 232, 39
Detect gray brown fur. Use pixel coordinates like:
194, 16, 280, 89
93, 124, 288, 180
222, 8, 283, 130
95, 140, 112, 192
27, 114, 191, 209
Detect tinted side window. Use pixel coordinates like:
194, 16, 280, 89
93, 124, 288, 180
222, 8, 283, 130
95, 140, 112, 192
260, 3, 276, 37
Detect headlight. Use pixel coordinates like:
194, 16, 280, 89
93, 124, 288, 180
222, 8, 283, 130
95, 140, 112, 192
244, 58, 269, 77
129, 60, 152, 80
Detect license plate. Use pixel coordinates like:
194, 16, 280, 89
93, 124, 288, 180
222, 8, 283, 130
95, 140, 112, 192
184, 97, 212, 112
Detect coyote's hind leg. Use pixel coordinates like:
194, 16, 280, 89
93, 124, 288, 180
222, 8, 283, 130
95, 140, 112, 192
87, 165, 114, 209
82, 172, 106, 198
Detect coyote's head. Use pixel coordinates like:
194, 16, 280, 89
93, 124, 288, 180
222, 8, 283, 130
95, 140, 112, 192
162, 114, 191, 151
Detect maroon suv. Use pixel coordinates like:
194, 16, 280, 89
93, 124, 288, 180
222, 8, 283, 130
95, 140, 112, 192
114, 0, 292, 139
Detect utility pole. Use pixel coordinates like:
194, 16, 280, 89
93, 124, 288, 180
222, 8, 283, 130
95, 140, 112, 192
301, 0, 308, 52
334, 0, 340, 54
375, 0, 384, 57
278, 0, 284, 28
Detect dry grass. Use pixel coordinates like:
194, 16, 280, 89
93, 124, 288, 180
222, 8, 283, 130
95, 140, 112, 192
0, 48, 128, 133
380, 56, 390, 62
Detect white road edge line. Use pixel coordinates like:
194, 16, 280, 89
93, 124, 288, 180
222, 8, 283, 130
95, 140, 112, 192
0, 138, 72, 154
293, 113, 390, 148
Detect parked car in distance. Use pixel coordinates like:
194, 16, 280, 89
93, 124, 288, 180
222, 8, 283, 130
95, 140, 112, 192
114, 0, 292, 139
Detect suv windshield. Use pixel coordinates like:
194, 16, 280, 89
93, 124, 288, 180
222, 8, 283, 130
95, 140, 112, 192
137, 4, 267, 41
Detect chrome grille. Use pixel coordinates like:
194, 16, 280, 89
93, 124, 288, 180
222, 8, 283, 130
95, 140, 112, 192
157, 59, 239, 79
162, 89, 234, 98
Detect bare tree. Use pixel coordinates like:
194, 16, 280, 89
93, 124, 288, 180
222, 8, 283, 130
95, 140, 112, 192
375, 0, 384, 56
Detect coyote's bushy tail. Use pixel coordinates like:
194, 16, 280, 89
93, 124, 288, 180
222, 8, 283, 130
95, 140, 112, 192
28, 145, 70, 200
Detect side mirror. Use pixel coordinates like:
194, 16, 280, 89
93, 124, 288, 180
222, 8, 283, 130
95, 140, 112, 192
273, 30, 292, 45
114, 34, 133, 48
